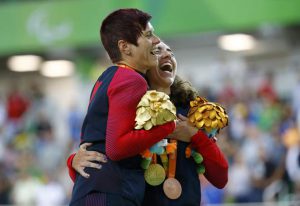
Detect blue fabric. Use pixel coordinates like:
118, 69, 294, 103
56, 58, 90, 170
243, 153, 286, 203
70, 192, 137, 206
70, 66, 145, 206
142, 106, 201, 206
80, 66, 117, 143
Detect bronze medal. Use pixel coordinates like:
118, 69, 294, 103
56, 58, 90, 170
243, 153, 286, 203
163, 139, 182, 199
163, 177, 182, 199
144, 163, 166, 186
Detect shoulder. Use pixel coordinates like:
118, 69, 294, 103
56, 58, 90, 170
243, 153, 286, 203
113, 67, 148, 86
107, 67, 148, 95
98, 66, 147, 87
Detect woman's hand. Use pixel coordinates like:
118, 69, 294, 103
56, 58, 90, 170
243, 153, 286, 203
72, 143, 107, 178
168, 114, 198, 142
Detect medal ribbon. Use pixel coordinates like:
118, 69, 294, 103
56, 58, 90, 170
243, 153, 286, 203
163, 139, 182, 200
152, 153, 157, 164
116, 64, 135, 71
167, 139, 177, 178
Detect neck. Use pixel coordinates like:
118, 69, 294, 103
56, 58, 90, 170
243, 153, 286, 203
117, 60, 147, 74
150, 83, 171, 95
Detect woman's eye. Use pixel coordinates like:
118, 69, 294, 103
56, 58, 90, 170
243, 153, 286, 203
152, 49, 160, 55
144, 32, 153, 39
146, 34, 152, 38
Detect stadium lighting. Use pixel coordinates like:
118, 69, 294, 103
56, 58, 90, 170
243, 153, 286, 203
40, 60, 74, 78
7, 55, 42, 72
218, 34, 256, 51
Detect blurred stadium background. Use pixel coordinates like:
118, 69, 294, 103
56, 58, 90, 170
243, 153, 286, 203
0, 0, 300, 205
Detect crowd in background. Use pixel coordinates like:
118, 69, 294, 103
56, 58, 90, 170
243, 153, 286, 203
0, 69, 300, 206
0, 84, 77, 205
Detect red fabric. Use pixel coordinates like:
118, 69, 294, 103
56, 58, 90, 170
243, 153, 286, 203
89, 81, 102, 105
106, 68, 175, 160
191, 131, 228, 188
66, 153, 76, 182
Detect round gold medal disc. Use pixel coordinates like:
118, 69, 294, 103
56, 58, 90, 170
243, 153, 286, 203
163, 178, 182, 199
144, 164, 166, 186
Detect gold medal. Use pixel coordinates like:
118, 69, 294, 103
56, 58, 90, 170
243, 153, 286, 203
144, 163, 166, 186
163, 177, 182, 199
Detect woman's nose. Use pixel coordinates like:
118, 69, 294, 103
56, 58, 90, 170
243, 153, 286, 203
152, 34, 160, 45
161, 51, 171, 59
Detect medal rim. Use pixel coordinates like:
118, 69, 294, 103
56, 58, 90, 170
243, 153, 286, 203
144, 163, 166, 186
163, 177, 182, 199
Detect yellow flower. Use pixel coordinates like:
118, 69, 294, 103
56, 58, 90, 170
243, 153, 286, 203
135, 90, 176, 130
188, 97, 229, 135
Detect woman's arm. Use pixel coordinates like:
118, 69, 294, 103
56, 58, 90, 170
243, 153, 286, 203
170, 114, 228, 188
105, 70, 175, 160
66, 143, 107, 182
191, 131, 228, 188
66, 153, 76, 182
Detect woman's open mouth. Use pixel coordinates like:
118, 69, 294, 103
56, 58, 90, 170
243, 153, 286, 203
160, 63, 173, 73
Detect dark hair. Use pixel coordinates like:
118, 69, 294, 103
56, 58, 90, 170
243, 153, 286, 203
170, 75, 199, 108
100, 8, 152, 63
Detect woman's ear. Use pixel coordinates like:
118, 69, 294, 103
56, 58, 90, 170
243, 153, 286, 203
118, 40, 131, 55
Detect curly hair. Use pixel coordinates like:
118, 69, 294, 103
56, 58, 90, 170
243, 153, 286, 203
170, 75, 199, 108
